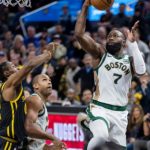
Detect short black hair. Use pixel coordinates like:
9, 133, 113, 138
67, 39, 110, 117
32, 74, 41, 87
0, 61, 9, 82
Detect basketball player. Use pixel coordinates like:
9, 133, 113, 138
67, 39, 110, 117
0, 42, 58, 150
75, 0, 146, 149
25, 74, 66, 150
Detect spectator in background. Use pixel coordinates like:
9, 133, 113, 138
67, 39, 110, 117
0, 41, 6, 52
24, 26, 39, 47
134, 113, 150, 150
135, 0, 145, 16
0, 15, 8, 39
138, 74, 150, 114
147, 41, 150, 74
81, 89, 92, 106
130, 7, 148, 42
39, 39, 47, 55
73, 54, 94, 94
92, 32, 99, 43
46, 89, 62, 106
40, 28, 51, 44
67, 32, 85, 60
0, 51, 7, 64
52, 34, 67, 60
54, 24, 68, 45
97, 26, 107, 45
66, 58, 80, 90
59, 5, 72, 34
26, 49, 45, 77
27, 42, 36, 52
3, 30, 13, 52
111, 3, 129, 28
9, 50, 22, 68
13, 34, 26, 55
134, 30, 150, 63
144, 0, 150, 40
99, 9, 113, 30
51, 56, 68, 98
12, 7, 27, 30
127, 77, 141, 112
127, 105, 144, 150
27, 42, 40, 56
62, 88, 81, 106
46, 64, 55, 77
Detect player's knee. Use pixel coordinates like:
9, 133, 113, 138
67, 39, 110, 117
95, 133, 108, 143
94, 127, 109, 142
90, 120, 109, 138
87, 137, 107, 150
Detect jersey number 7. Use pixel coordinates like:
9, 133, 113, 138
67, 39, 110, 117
113, 73, 122, 84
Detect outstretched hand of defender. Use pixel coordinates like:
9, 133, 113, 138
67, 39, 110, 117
45, 42, 59, 58
127, 21, 139, 42
83, 0, 91, 6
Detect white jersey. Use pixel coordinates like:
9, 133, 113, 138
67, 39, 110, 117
93, 52, 132, 106
27, 94, 49, 150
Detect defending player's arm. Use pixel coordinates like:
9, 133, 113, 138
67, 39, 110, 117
127, 21, 146, 76
75, 0, 105, 59
6, 43, 57, 87
3, 43, 58, 102
25, 96, 65, 149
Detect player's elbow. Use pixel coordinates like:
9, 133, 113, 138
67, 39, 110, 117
134, 66, 146, 76
75, 32, 83, 40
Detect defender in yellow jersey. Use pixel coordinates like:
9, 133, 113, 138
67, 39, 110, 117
0, 42, 58, 150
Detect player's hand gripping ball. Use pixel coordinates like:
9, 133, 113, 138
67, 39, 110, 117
91, 0, 114, 10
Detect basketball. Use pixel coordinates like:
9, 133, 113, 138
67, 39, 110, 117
91, 0, 114, 10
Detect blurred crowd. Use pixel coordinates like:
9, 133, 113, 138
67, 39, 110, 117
0, 0, 150, 149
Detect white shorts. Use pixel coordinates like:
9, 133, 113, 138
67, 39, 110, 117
86, 103, 128, 147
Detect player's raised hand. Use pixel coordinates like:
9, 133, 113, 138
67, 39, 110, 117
43, 42, 59, 59
83, 0, 91, 6
47, 42, 59, 55
127, 21, 139, 42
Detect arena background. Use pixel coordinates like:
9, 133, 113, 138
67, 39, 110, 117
0, 0, 150, 149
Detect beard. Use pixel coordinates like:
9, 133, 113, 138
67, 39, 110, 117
106, 42, 122, 55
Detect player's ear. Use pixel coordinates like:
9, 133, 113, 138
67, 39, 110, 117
122, 40, 126, 48
3, 70, 10, 78
33, 83, 39, 89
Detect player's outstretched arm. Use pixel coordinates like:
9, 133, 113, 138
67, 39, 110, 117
6, 42, 58, 88
25, 96, 66, 149
127, 21, 146, 76
75, 0, 105, 59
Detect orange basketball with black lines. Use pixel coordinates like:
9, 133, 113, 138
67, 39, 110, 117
91, 0, 114, 10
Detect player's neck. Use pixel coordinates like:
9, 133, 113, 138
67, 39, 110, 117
35, 91, 47, 104
114, 51, 124, 59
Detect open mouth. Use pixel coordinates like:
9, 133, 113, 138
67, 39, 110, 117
108, 42, 116, 45
47, 86, 52, 89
